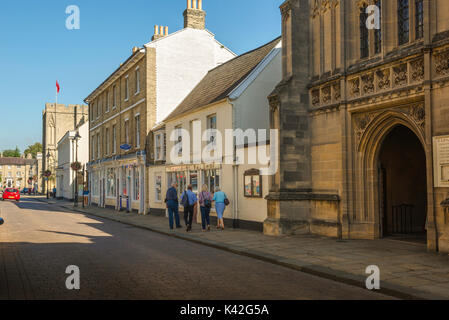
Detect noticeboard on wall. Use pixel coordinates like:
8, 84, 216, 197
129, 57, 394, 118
433, 135, 449, 187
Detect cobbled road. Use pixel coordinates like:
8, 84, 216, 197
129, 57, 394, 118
0, 197, 394, 300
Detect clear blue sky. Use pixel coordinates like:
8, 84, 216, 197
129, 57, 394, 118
0, 0, 283, 153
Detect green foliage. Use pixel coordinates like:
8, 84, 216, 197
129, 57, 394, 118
24, 143, 43, 159
2, 147, 21, 158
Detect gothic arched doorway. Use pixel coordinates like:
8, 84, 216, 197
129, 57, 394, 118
377, 125, 427, 241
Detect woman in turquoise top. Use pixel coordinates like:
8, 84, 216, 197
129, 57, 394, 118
212, 187, 227, 230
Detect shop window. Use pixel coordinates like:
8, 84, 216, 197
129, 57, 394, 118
106, 168, 116, 197
203, 169, 220, 193
244, 169, 262, 198
133, 167, 140, 201
190, 171, 198, 193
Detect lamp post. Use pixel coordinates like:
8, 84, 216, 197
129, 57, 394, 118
46, 151, 51, 199
71, 131, 81, 207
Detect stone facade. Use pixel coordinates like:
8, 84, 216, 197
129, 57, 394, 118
266, 0, 449, 253
42, 103, 88, 193
0, 156, 39, 191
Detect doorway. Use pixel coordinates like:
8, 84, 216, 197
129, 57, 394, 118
378, 125, 427, 241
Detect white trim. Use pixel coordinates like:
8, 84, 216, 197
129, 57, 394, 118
90, 98, 146, 132
228, 40, 282, 100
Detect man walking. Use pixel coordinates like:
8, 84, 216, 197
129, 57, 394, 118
181, 185, 197, 232
165, 182, 181, 230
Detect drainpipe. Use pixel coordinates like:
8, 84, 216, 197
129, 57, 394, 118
233, 163, 239, 228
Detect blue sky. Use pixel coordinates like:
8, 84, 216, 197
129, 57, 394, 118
0, 0, 283, 153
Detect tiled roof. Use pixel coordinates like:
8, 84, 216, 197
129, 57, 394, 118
0, 158, 36, 166
164, 37, 282, 122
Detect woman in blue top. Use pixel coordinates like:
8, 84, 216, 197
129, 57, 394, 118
212, 187, 227, 230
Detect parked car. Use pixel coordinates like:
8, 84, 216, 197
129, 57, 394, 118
21, 188, 29, 194
2, 188, 20, 202
0, 217, 4, 225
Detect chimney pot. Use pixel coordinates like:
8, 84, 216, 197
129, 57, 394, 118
154, 25, 159, 35
165, 26, 169, 36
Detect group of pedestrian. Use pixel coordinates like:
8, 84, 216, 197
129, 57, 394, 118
165, 183, 229, 232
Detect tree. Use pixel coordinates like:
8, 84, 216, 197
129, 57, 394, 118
3, 147, 21, 158
24, 143, 43, 159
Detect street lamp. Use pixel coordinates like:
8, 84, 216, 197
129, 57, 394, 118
71, 131, 81, 207
46, 151, 51, 199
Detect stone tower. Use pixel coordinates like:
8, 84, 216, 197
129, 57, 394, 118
183, 0, 206, 30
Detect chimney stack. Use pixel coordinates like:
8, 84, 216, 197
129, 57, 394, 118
184, 0, 206, 30
152, 25, 169, 41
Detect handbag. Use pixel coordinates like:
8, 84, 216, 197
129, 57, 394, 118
202, 192, 212, 209
224, 196, 230, 206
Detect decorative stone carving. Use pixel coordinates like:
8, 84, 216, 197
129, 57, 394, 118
350, 78, 360, 97
268, 94, 280, 112
410, 58, 424, 82
322, 86, 331, 104
393, 64, 408, 87
361, 73, 375, 94
354, 112, 377, 142
333, 82, 341, 102
410, 104, 425, 130
280, 1, 292, 21
376, 69, 391, 90
312, 89, 320, 106
311, 0, 340, 17
435, 50, 449, 76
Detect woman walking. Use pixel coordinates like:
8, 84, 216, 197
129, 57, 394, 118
199, 184, 213, 232
212, 187, 228, 230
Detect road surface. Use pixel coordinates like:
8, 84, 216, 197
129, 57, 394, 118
0, 197, 393, 300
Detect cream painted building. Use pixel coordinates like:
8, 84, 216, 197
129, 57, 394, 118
84, 0, 235, 214
148, 38, 281, 230
56, 121, 89, 200
266, 0, 449, 252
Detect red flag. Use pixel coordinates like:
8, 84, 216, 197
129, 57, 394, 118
56, 81, 60, 94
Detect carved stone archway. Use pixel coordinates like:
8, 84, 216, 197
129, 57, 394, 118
352, 109, 427, 239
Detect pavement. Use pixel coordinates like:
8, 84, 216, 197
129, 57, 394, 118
0, 197, 394, 300
30, 195, 449, 300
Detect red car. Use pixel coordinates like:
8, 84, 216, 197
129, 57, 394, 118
2, 188, 20, 202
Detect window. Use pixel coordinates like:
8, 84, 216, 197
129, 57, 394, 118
207, 115, 217, 149
190, 171, 198, 193
112, 125, 117, 154
135, 114, 140, 148
175, 125, 183, 157
155, 174, 162, 202
17, 171, 21, 177
113, 85, 117, 108
92, 171, 99, 196
374, 0, 382, 54
168, 171, 187, 200
135, 67, 140, 94
244, 169, 262, 198
133, 167, 140, 201
203, 169, 220, 193
97, 133, 100, 159
124, 76, 129, 101
360, 4, 369, 58
106, 168, 116, 197
155, 133, 166, 161
91, 136, 95, 160
105, 128, 110, 155
398, 0, 410, 45
105, 91, 110, 113
125, 119, 130, 145
415, 0, 424, 39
